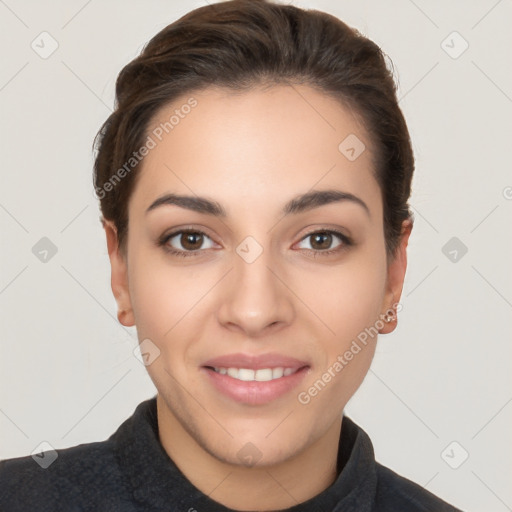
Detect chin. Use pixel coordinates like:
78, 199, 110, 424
209, 438, 301, 469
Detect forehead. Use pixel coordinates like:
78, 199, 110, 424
130, 84, 381, 218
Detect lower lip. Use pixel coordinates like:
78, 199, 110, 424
202, 367, 309, 405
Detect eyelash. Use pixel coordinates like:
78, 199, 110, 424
157, 228, 353, 259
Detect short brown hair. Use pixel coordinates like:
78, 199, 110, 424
93, 0, 414, 256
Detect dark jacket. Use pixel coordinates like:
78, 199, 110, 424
0, 396, 463, 511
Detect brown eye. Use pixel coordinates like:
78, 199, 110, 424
161, 230, 216, 255
309, 232, 333, 250
180, 232, 204, 251
296, 229, 352, 255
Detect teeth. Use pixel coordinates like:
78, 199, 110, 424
213, 367, 298, 381
255, 368, 273, 381
238, 368, 255, 381
227, 367, 238, 378
272, 367, 284, 379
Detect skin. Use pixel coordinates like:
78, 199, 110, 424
104, 84, 412, 511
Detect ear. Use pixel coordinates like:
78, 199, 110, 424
103, 220, 135, 327
379, 219, 413, 334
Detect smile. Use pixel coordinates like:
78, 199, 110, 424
201, 353, 310, 405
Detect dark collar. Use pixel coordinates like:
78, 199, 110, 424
112, 396, 378, 511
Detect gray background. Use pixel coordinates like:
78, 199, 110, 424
1, 1, 511, 510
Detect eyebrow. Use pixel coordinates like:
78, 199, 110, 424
146, 189, 370, 218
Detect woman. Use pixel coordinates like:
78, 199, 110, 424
0, 0, 463, 510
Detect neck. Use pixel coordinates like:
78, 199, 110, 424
156, 394, 342, 511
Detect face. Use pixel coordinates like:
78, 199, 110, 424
106, 84, 410, 468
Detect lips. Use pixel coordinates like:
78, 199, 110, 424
201, 352, 310, 405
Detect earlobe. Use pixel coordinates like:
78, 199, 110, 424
379, 219, 413, 334
103, 220, 135, 327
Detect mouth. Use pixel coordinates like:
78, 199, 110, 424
201, 353, 310, 405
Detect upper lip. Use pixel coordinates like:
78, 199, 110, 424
202, 353, 310, 370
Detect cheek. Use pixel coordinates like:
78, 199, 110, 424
296, 254, 387, 345
294, 260, 386, 415
127, 248, 197, 339
127, 247, 224, 375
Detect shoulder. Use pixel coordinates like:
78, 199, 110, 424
0, 438, 132, 512
374, 462, 464, 512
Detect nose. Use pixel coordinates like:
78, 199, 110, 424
216, 245, 294, 337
